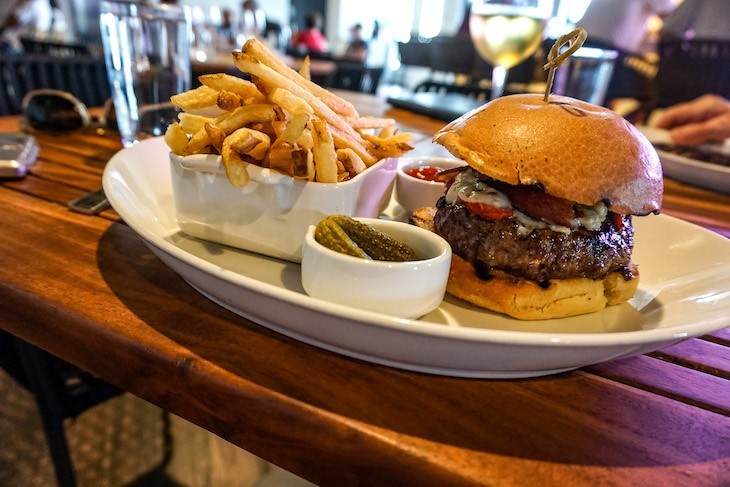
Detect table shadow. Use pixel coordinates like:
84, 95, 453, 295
96, 223, 730, 470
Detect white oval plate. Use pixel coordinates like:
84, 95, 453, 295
638, 125, 730, 195
102, 137, 730, 378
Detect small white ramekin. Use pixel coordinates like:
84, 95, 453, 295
394, 157, 466, 216
301, 218, 452, 319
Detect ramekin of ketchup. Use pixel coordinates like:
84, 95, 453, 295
395, 157, 466, 215
405, 165, 442, 182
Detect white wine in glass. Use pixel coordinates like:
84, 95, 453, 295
469, 0, 554, 99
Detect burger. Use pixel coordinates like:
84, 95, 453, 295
412, 94, 663, 320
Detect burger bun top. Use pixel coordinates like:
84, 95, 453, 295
433, 94, 663, 215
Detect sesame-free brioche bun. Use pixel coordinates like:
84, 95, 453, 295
433, 94, 663, 215
447, 254, 638, 320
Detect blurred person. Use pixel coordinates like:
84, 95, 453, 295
262, 20, 286, 50
239, 0, 266, 40
47, 0, 67, 41
344, 23, 368, 63
577, 0, 676, 54
220, 8, 235, 47
290, 11, 328, 55
652, 0, 730, 110
654, 94, 730, 145
576, 0, 677, 103
0, 0, 52, 54
661, 0, 730, 40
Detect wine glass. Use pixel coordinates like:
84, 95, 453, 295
469, 0, 554, 100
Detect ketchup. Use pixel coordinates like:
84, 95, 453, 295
405, 166, 443, 182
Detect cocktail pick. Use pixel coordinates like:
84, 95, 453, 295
543, 28, 587, 102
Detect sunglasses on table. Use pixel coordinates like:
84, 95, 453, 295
21, 89, 117, 133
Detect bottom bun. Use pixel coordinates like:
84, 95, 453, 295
447, 254, 639, 320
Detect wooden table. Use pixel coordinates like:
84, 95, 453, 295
0, 93, 729, 486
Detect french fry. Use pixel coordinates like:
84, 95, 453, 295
269, 139, 313, 180
217, 104, 277, 133
310, 119, 338, 183
171, 85, 219, 110
296, 128, 314, 150
378, 125, 396, 138
187, 104, 277, 154
217, 90, 245, 111
298, 56, 311, 81
269, 88, 313, 143
271, 106, 288, 137
221, 128, 272, 186
361, 132, 414, 160
178, 113, 213, 134
336, 148, 366, 177
187, 129, 211, 154
233, 52, 376, 165
269, 88, 313, 116
292, 147, 315, 180
204, 123, 226, 153
198, 73, 266, 104
164, 122, 188, 155
348, 116, 397, 129
244, 121, 268, 137
268, 140, 295, 174
362, 132, 413, 145
330, 132, 375, 167
228, 128, 270, 160
165, 40, 416, 185
242, 38, 359, 118
221, 130, 250, 187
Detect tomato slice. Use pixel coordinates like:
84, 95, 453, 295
458, 198, 513, 221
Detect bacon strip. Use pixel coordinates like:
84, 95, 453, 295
434, 166, 468, 183
498, 184, 576, 227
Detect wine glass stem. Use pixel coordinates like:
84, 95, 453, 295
491, 65, 507, 100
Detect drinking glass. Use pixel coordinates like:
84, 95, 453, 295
469, 0, 554, 100
99, 1, 192, 147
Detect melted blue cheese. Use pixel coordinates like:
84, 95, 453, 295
445, 169, 608, 235
445, 169, 511, 208
572, 201, 608, 231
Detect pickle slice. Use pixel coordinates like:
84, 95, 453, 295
314, 217, 370, 259
314, 215, 418, 262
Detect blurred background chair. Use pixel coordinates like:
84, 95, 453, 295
20, 38, 91, 57
397, 36, 541, 99
0, 55, 110, 116
655, 39, 730, 108
0, 330, 125, 487
413, 79, 490, 101
395, 39, 432, 86
397, 40, 432, 69
328, 62, 383, 94
428, 36, 477, 81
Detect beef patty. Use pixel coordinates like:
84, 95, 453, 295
434, 198, 635, 282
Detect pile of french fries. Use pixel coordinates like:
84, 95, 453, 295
165, 39, 413, 186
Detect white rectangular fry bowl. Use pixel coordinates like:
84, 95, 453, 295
169, 153, 397, 262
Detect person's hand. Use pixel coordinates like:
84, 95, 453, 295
654, 94, 730, 145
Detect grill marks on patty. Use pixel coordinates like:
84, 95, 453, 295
434, 198, 635, 282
